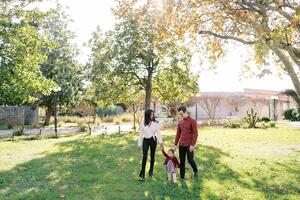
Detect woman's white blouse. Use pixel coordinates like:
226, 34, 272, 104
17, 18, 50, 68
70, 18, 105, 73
138, 122, 163, 147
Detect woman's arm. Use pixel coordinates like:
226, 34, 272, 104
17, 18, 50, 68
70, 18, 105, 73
138, 123, 144, 147
156, 123, 163, 144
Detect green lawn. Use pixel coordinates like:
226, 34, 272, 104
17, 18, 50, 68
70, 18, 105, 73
0, 125, 300, 200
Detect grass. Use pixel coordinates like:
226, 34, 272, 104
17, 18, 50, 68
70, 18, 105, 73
0, 125, 299, 199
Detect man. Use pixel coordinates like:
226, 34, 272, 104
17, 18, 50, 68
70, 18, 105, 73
174, 105, 198, 180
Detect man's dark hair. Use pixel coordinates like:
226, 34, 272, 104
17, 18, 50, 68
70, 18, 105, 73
177, 105, 187, 113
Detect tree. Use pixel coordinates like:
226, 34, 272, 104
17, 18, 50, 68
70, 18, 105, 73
160, 0, 300, 103
199, 96, 221, 120
251, 97, 268, 115
154, 65, 199, 117
0, 0, 56, 105
39, 4, 83, 126
227, 95, 245, 113
109, 0, 197, 109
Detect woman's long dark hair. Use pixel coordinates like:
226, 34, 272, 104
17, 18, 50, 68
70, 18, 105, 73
144, 109, 156, 126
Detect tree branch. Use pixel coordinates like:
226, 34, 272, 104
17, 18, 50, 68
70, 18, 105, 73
198, 30, 257, 45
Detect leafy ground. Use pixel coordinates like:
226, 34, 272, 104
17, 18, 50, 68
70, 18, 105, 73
0, 125, 299, 200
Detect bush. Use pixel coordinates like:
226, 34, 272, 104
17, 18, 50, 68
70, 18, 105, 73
269, 122, 276, 128
260, 116, 271, 122
8, 124, 14, 130
224, 120, 241, 129
291, 109, 300, 121
257, 122, 269, 129
284, 108, 295, 120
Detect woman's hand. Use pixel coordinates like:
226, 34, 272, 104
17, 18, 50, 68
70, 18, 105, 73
160, 143, 164, 150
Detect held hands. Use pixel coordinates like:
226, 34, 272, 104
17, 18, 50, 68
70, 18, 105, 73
160, 143, 164, 151
189, 145, 195, 152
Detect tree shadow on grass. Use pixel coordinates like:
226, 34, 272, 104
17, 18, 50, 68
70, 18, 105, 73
0, 133, 299, 200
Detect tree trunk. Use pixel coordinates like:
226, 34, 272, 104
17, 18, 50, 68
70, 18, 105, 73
44, 105, 53, 126
93, 107, 97, 124
133, 104, 136, 131
145, 69, 153, 110
270, 45, 300, 100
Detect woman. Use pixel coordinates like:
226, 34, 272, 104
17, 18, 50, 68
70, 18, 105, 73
138, 109, 164, 181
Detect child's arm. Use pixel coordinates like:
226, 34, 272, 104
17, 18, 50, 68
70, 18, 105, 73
161, 149, 169, 158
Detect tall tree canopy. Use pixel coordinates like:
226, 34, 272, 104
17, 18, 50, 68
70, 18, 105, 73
87, 0, 199, 109
40, 4, 83, 125
157, 0, 300, 98
0, 0, 56, 105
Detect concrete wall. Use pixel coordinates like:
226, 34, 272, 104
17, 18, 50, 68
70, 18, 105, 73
0, 106, 38, 126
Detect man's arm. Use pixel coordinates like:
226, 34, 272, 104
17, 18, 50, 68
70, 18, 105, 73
191, 119, 198, 147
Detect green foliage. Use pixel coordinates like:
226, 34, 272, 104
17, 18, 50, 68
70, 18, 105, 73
260, 116, 271, 122
269, 122, 276, 128
0, 0, 57, 105
244, 108, 260, 128
224, 121, 241, 129
87, 5, 198, 109
39, 4, 83, 108
291, 108, 300, 121
284, 108, 295, 120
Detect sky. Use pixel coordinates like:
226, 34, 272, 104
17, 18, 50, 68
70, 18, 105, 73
36, 0, 294, 92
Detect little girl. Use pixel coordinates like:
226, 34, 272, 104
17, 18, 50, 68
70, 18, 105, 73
161, 148, 180, 183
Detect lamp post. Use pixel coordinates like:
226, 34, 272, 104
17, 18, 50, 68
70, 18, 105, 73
271, 96, 279, 121
53, 87, 61, 136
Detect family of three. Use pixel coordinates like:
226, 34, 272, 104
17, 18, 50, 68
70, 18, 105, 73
138, 106, 199, 183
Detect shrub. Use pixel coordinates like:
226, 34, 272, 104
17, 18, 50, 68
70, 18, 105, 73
8, 124, 14, 129
269, 122, 276, 128
260, 116, 271, 122
224, 120, 242, 129
283, 108, 295, 120
257, 122, 269, 129
244, 108, 259, 128
291, 109, 300, 121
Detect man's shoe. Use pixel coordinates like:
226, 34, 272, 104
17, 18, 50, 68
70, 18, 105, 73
180, 178, 185, 182
194, 172, 199, 180
139, 177, 145, 182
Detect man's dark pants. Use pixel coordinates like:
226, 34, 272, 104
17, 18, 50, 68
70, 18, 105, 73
179, 145, 198, 179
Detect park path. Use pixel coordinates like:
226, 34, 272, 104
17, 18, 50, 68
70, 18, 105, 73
0, 124, 134, 138
278, 121, 300, 128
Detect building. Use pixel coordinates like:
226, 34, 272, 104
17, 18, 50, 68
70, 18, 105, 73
188, 88, 295, 121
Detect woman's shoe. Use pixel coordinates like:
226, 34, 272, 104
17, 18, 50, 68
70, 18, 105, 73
148, 171, 153, 177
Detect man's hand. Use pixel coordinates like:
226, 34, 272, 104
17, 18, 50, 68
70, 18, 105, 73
189, 145, 195, 152
138, 146, 142, 151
